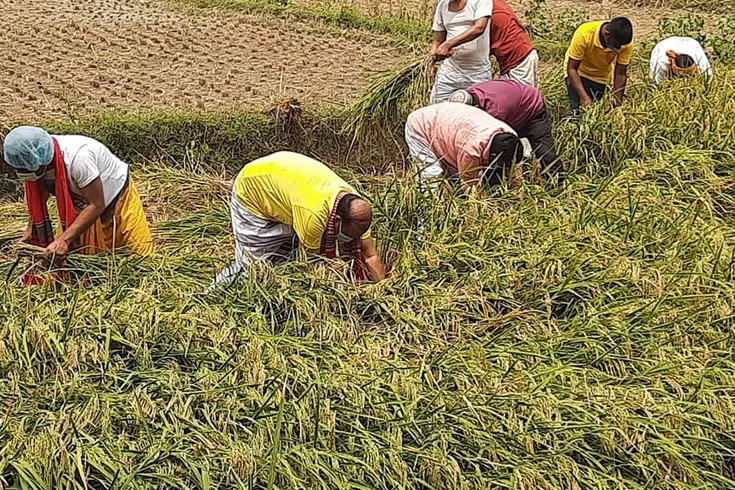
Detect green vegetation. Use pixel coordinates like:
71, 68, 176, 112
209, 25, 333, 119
2, 60, 735, 487
656, 14, 735, 63
3, 0, 735, 483
344, 57, 434, 143
524, 0, 585, 61
0, 106, 395, 192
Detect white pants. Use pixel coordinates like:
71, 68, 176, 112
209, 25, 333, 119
405, 129, 444, 191
498, 50, 539, 87
208, 190, 297, 290
431, 65, 493, 104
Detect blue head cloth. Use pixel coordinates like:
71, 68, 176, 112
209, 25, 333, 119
3, 126, 54, 171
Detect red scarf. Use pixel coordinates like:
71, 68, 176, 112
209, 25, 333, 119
320, 192, 368, 281
22, 138, 79, 285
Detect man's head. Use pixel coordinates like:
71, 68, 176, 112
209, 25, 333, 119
603, 17, 633, 51
667, 50, 697, 77
336, 194, 372, 242
484, 133, 524, 188
3, 126, 54, 181
449, 89, 479, 107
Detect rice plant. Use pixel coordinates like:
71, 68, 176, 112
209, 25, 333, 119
2, 37, 735, 490
342, 56, 434, 144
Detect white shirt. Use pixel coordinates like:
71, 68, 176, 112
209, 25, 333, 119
50, 135, 129, 208
650, 36, 712, 85
432, 0, 493, 74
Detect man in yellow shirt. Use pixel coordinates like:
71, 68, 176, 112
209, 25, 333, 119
565, 17, 633, 110
211, 152, 386, 288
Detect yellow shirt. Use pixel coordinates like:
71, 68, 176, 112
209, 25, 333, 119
564, 21, 633, 84
234, 151, 369, 251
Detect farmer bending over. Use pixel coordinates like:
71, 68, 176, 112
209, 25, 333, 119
430, 0, 493, 103
211, 151, 385, 288
405, 103, 524, 190
451, 79, 565, 185
650, 36, 712, 85
4, 126, 153, 263
565, 17, 633, 110
490, 0, 539, 86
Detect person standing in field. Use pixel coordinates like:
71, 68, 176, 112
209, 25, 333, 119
210, 151, 385, 288
489, 0, 538, 86
565, 17, 634, 110
430, 0, 494, 103
649, 36, 712, 85
405, 102, 524, 190
3, 126, 153, 269
450, 80, 564, 184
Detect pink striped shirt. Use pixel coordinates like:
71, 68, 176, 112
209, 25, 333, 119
405, 103, 516, 182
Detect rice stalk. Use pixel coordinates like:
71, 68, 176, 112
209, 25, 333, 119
2, 46, 735, 490
343, 56, 434, 144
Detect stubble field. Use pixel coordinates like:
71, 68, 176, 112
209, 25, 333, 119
0, 0, 412, 121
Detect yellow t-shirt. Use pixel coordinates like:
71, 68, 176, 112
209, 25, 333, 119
564, 21, 633, 84
234, 151, 369, 251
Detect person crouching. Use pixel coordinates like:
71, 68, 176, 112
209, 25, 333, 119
405, 103, 525, 191
211, 151, 386, 289
4, 126, 153, 267
650, 36, 712, 85
450, 80, 565, 185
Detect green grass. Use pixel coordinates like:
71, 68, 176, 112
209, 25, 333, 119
0, 106, 398, 191
2, 34, 735, 490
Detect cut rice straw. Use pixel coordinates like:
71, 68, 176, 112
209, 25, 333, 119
343, 56, 434, 144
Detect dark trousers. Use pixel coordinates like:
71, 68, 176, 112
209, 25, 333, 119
520, 108, 564, 183
566, 77, 607, 110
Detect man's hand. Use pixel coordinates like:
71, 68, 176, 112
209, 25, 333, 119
45, 238, 70, 261
434, 42, 454, 59
360, 237, 386, 282
580, 94, 593, 107
430, 30, 447, 62
612, 63, 628, 109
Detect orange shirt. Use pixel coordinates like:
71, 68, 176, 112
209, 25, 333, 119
490, 0, 535, 74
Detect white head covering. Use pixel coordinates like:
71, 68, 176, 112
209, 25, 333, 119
3, 126, 54, 171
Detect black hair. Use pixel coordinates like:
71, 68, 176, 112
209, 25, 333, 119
483, 133, 524, 188
608, 17, 633, 47
675, 53, 695, 69
337, 193, 362, 221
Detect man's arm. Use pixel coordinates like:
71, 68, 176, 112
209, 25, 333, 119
45, 177, 106, 259
431, 30, 448, 61
360, 237, 385, 282
567, 59, 592, 107
435, 17, 490, 58
612, 63, 628, 107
